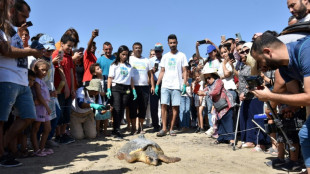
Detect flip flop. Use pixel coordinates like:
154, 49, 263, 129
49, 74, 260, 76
156, 130, 167, 137
169, 130, 177, 136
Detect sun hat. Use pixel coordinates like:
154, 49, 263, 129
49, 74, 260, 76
206, 45, 216, 54
86, 79, 101, 92
38, 34, 56, 50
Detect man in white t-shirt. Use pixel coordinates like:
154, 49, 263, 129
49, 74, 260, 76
129, 42, 155, 134
0, 0, 43, 167
155, 34, 188, 137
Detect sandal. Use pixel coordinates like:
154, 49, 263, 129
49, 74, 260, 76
213, 140, 220, 144
169, 130, 177, 136
34, 149, 47, 157
264, 147, 278, 156
156, 130, 167, 137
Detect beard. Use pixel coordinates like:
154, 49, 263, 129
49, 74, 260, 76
265, 58, 280, 71
295, 4, 307, 19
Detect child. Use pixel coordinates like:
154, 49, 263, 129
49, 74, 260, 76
89, 63, 111, 137
52, 34, 76, 144
192, 70, 205, 133
31, 59, 53, 156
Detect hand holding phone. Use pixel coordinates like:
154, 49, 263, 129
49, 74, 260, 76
94, 29, 99, 36
228, 53, 235, 60
26, 21, 33, 27
197, 40, 207, 44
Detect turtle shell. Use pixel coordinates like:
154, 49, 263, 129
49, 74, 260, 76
118, 134, 163, 155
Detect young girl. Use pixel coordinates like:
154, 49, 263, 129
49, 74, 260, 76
107, 45, 136, 138
192, 70, 205, 133
89, 63, 111, 137
31, 59, 53, 156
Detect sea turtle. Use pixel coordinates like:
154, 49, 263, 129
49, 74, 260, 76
117, 134, 181, 165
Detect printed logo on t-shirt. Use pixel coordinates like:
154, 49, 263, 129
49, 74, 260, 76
168, 58, 176, 70
120, 66, 129, 78
133, 62, 147, 74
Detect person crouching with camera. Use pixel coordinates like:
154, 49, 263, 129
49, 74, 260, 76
70, 79, 107, 139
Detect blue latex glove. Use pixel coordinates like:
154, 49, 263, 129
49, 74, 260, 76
90, 103, 104, 110
107, 88, 112, 99
181, 84, 186, 95
155, 85, 159, 96
133, 89, 137, 100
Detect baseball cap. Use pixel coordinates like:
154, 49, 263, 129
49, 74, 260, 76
206, 45, 216, 54
30, 40, 45, 50
154, 43, 163, 51
38, 34, 56, 50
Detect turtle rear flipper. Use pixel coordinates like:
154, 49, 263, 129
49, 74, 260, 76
158, 154, 181, 163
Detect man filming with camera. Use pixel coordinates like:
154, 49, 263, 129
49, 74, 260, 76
251, 32, 310, 173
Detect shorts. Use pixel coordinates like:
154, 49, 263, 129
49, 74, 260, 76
194, 95, 206, 107
160, 88, 181, 106
0, 82, 36, 121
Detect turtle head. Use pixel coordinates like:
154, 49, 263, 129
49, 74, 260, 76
146, 156, 158, 166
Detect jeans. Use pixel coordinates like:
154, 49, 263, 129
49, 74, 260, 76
0, 82, 36, 121
299, 117, 310, 167
205, 96, 213, 127
179, 96, 191, 128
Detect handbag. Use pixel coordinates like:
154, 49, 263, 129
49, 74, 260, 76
213, 98, 228, 112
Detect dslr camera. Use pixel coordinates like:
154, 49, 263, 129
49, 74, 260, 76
244, 75, 264, 90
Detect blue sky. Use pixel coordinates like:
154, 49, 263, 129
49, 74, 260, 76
26, 0, 290, 59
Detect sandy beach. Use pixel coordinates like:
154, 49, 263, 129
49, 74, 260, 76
1, 127, 301, 174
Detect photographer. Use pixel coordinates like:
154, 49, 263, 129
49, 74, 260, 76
251, 33, 310, 173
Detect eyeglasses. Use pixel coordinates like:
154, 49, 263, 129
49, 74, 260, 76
240, 49, 250, 55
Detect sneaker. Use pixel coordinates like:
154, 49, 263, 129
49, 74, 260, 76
54, 136, 61, 143
205, 127, 215, 137
46, 140, 59, 148
114, 131, 123, 139
194, 127, 201, 133
60, 134, 75, 144
0, 156, 22, 167
270, 158, 286, 169
280, 160, 303, 172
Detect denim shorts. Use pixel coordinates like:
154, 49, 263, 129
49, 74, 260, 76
0, 82, 36, 121
299, 117, 310, 167
160, 88, 181, 106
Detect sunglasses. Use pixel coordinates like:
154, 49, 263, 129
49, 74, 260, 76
240, 49, 250, 55
205, 76, 212, 80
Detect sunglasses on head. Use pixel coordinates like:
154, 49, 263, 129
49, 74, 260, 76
240, 49, 250, 55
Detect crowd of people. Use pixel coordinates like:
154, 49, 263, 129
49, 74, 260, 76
1, 0, 310, 173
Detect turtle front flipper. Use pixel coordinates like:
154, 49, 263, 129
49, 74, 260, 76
117, 152, 137, 163
158, 154, 181, 163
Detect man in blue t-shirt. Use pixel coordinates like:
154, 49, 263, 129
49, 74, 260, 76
96, 42, 116, 91
250, 33, 310, 173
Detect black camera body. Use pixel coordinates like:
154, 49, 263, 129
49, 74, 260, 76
244, 76, 264, 90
